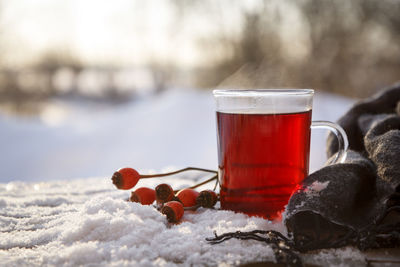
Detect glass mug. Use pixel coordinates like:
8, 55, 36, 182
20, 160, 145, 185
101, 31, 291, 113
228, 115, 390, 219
213, 89, 348, 219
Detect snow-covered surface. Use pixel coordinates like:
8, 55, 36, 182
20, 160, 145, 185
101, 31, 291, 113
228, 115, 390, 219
0, 89, 367, 266
0, 174, 367, 266
0, 88, 355, 182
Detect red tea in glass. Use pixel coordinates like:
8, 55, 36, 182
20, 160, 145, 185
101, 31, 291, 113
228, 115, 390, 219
213, 90, 348, 219
217, 111, 311, 219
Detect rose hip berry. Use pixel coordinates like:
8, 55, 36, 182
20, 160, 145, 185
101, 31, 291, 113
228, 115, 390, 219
196, 190, 218, 208
161, 201, 184, 223
130, 187, 156, 205
176, 188, 199, 207
111, 167, 218, 193
155, 183, 175, 204
111, 168, 140, 190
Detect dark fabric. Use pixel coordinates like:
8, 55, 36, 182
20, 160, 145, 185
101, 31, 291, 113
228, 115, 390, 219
285, 83, 400, 250
327, 82, 400, 155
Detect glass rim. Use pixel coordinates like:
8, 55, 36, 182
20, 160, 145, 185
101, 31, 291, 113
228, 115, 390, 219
213, 89, 314, 96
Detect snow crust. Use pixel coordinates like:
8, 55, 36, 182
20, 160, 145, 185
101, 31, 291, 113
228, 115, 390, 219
0, 175, 366, 266
305, 181, 330, 198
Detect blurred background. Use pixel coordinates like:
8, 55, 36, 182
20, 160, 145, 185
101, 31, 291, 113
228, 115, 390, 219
0, 0, 399, 182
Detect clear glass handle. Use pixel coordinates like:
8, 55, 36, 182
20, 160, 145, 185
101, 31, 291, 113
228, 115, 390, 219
311, 121, 348, 164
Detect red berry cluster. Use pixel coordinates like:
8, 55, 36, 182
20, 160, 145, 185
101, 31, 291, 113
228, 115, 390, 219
111, 167, 219, 223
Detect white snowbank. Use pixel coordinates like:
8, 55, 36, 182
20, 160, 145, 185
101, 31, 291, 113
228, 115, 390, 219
0, 89, 355, 182
0, 175, 366, 266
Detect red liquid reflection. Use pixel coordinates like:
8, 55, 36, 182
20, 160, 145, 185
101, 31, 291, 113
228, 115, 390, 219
217, 111, 312, 219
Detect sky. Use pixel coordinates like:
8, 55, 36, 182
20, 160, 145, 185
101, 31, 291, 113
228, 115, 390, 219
1, 0, 176, 66
0, 0, 306, 69
0, 0, 225, 68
